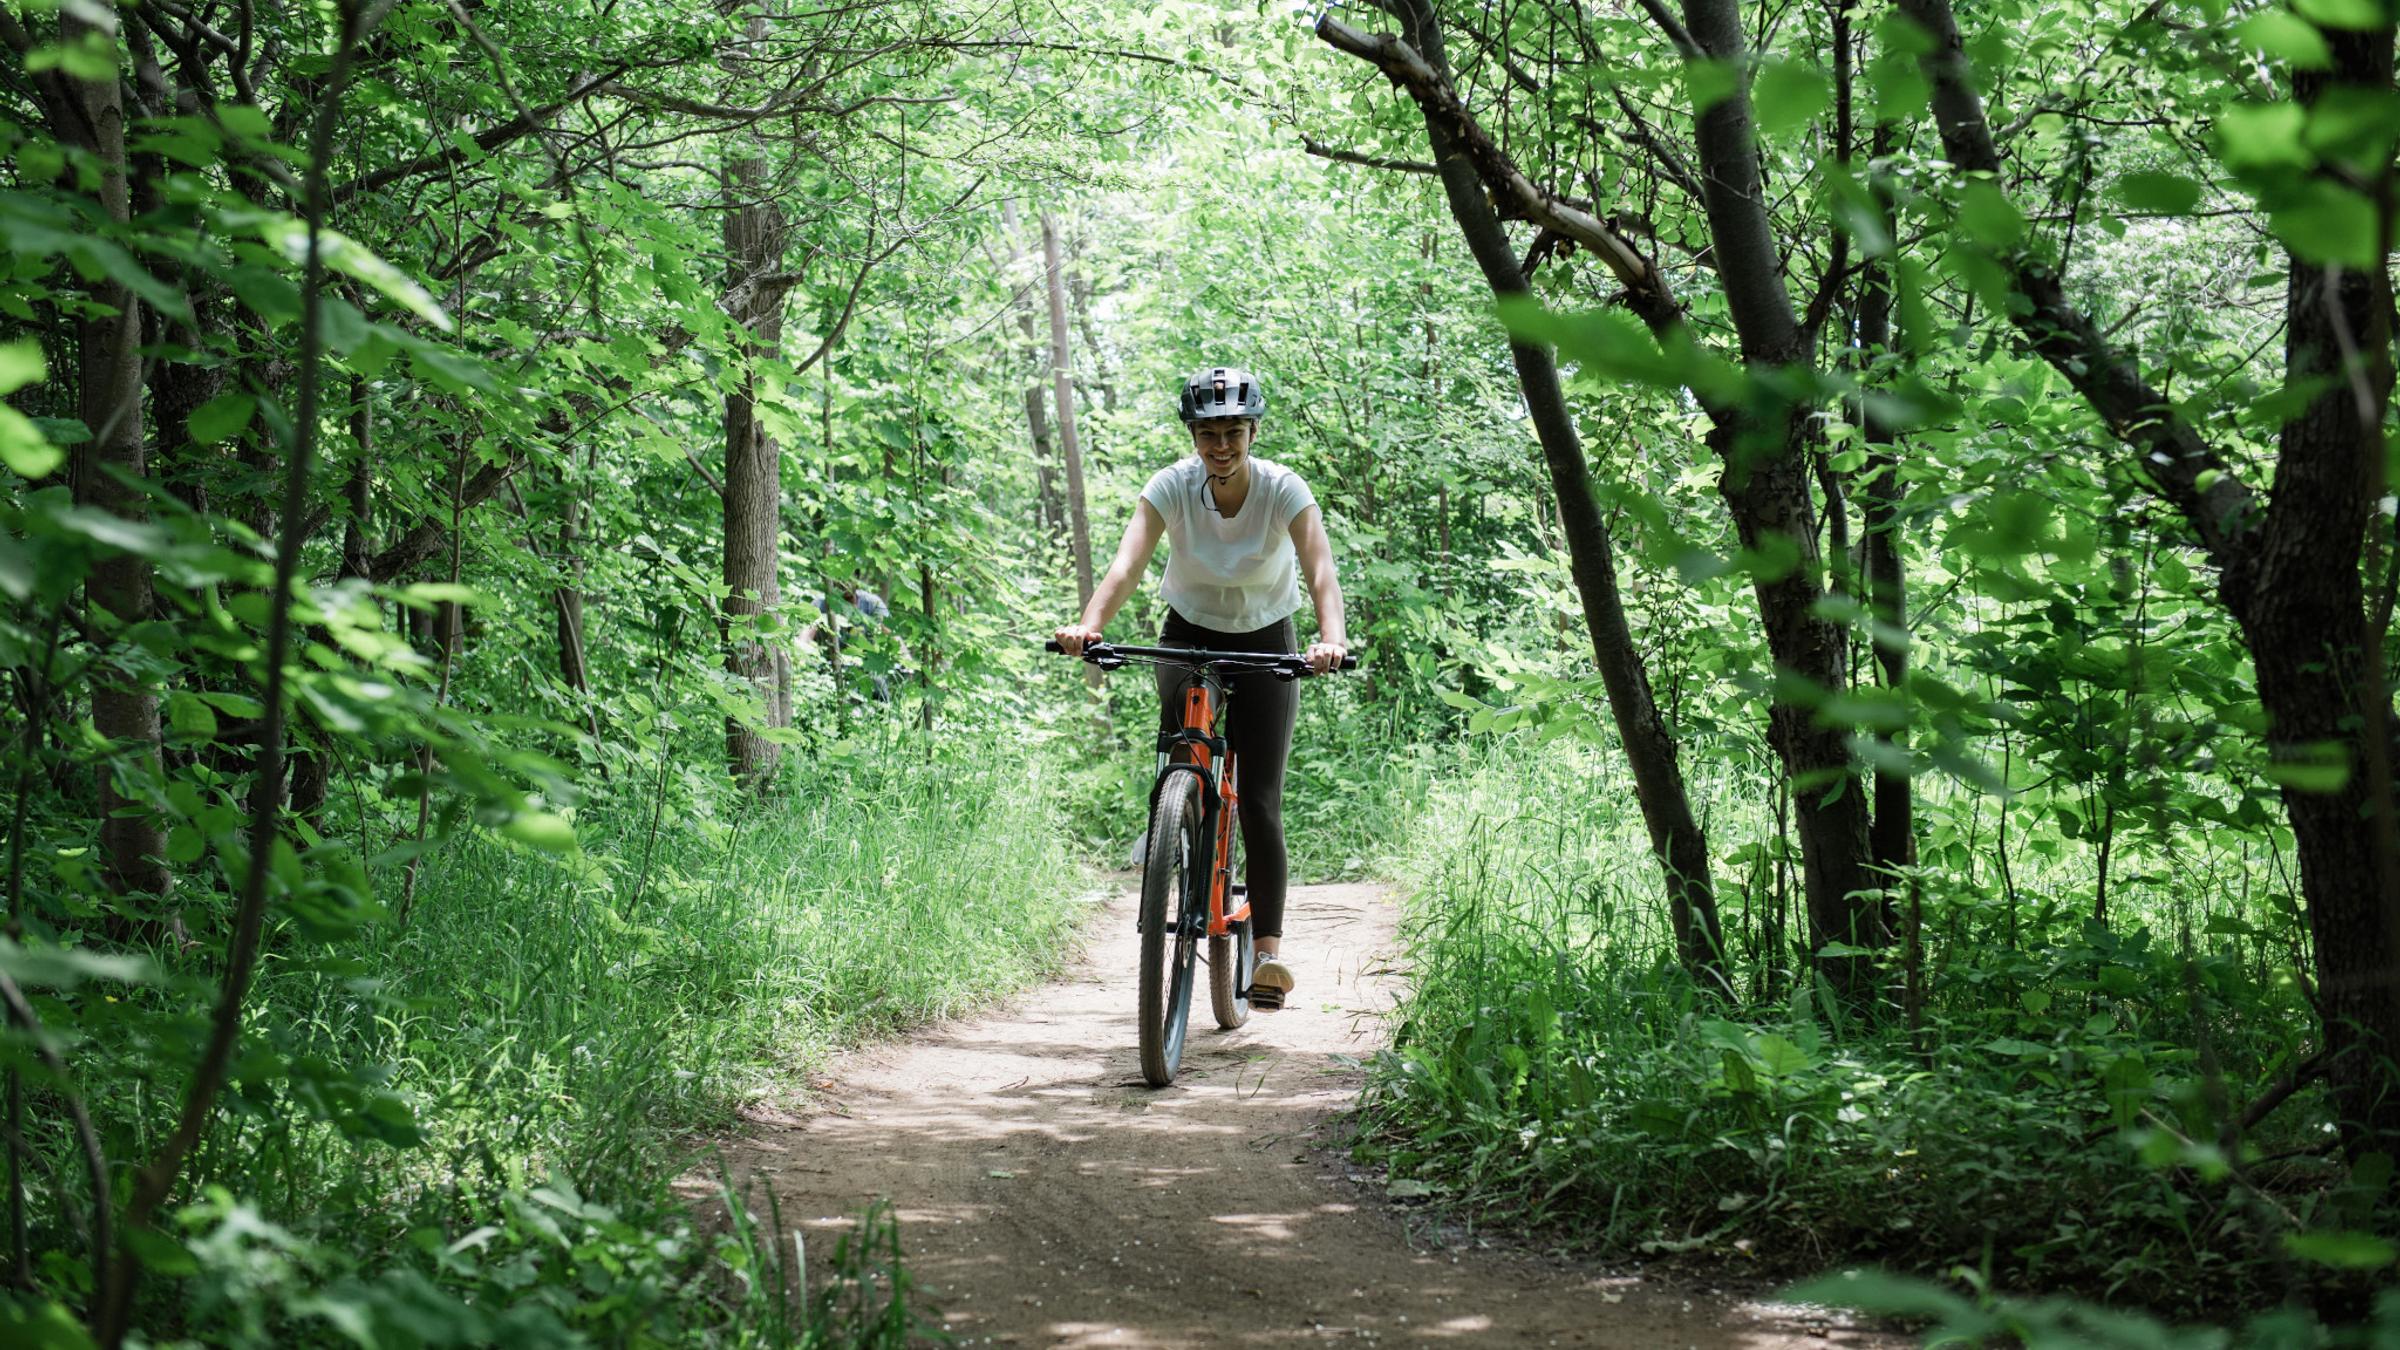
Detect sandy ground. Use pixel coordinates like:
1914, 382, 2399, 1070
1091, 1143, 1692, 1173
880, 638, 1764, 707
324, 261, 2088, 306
722, 880, 1902, 1348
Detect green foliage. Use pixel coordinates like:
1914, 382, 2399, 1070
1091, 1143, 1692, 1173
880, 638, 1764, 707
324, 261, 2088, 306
1356, 742, 2380, 1316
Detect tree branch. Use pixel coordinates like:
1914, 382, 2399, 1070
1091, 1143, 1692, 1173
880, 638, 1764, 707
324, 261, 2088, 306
1895, 0, 2261, 575
329, 62, 630, 203
1300, 134, 1438, 175
1313, 14, 1678, 324
367, 458, 517, 583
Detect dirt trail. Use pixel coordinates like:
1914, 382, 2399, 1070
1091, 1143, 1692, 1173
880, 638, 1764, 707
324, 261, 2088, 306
728, 881, 1898, 1347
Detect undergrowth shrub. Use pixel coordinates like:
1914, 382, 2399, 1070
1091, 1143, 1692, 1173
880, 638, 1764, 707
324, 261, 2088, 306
33, 748, 1074, 1346
1356, 738, 2390, 1320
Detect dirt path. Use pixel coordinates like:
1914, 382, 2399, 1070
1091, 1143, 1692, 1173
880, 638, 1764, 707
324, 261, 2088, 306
728, 881, 1899, 1347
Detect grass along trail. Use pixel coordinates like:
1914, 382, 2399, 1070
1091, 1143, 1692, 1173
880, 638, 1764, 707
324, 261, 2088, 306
721, 880, 1898, 1347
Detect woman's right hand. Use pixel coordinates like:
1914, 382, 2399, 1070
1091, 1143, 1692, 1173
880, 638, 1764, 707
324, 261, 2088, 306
1054, 622, 1105, 657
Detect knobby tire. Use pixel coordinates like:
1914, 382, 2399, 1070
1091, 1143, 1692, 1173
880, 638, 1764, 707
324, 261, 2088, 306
1139, 773, 1202, 1086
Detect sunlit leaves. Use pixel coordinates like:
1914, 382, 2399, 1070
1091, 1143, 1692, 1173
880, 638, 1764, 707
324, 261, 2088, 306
2233, 9, 2335, 67
2111, 171, 2203, 214
188, 391, 258, 446
0, 339, 63, 479
2216, 102, 2312, 171
2289, 0, 2387, 29
1750, 60, 1830, 138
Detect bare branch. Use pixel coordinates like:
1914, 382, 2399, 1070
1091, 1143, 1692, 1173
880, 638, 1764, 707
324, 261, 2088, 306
1300, 135, 1438, 176
330, 63, 630, 203
1314, 14, 1677, 323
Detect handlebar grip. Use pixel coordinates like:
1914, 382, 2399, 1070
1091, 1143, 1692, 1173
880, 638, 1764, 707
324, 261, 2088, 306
1044, 639, 1066, 654
1340, 654, 1359, 671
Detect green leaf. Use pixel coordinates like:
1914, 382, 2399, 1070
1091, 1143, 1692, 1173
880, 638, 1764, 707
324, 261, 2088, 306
2292, 0, 2385, 30
2102, 1053, 2153, 1129
0, 339, 43, 396
1782, 1269, 1990, 1329
188, 392, 257, 447
1983, 1037, 2050, 1057
123, 1225, 199, 1277
1753, 1034, 1814, 1077
0, 406, 64, 479
1752, 61, 1831, 137
2234, 9, 2334, 67
25, 33, 117, 81
253, 218, 453, 332
1954, 180, 2026, 247
2266, 743, 2351, 793
0, 938, 161, 989
2283, 1230, 2399, 1269
2270, 181, 2382, 268
502, 810, 578, 854
351, 1092, 426, 1147
2112, 171, 2203, 214
1684, 57, 1742, 114
164, 692, 219, 738
2217, 102, 2313, 171
0, 1294, 102, 1350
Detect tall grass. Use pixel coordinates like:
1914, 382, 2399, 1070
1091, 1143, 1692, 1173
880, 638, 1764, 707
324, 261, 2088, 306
152, 749, 1081, 1345
1357, 738, 2370, 1318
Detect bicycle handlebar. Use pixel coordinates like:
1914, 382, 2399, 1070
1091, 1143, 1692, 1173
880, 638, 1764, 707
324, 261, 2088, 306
1044, 638, 1358, 678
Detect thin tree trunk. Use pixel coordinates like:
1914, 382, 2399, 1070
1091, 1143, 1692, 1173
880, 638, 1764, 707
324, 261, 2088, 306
722, 37, 790, 789
1043, 212, 1095, 609
1678, 0, 1886, 998
65, 13, 171, 905
1855, 260, 1914, 883
1388, 0, 1724, 985
1066, 232, 1116, 414
999, 201, 1060, 542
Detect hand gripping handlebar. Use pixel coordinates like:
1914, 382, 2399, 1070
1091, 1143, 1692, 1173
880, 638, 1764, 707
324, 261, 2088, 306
1044, 639, 1359, 680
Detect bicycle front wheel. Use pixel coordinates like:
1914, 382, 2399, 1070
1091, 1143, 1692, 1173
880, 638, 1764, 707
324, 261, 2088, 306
1138, 772, 1204, 1087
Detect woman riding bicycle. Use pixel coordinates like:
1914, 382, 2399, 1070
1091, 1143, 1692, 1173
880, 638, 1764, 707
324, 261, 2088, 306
1054, 366, 1349, 1009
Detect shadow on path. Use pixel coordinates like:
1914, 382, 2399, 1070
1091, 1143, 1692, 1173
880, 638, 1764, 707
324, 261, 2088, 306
718, 882, 1896, 1348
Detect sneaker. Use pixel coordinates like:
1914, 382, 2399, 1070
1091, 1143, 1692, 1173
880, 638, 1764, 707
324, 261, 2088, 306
1250, 950, 1295, 1009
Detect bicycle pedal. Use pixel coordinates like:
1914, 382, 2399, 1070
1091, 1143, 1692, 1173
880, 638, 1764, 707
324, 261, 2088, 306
1248, 987, 1284, 1011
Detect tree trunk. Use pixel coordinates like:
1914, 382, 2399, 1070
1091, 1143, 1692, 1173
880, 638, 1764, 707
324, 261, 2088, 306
1043, 212, 1096, 609
2248, 27, 2400, 1153
999, 201, 1060, 543
291, 379, 378, 825
722, 132, 789, 787
1390, 0, 1725, 985
1680, 0, 1886, 997
1855, 262, 1913, 881
1066, 233, 1116, 414
66, 14, 172, 904
1900, 0, 2400, 1147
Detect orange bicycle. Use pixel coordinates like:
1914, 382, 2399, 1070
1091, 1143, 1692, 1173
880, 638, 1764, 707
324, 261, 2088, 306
1048, 638, 1356, 1086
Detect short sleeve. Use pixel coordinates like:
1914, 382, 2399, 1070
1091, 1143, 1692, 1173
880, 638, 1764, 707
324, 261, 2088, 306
1140, 464, 1181, 520
1279, 468, 1318, 530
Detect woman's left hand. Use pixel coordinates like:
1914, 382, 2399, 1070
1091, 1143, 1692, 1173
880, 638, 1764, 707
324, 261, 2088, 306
1305, 640, 1349, 676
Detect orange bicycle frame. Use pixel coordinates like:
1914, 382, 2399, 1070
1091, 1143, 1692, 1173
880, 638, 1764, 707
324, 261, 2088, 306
1180, 682, 1249, 938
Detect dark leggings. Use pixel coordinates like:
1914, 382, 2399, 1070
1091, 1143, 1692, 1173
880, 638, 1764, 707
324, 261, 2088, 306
1155, 610, 1299, 940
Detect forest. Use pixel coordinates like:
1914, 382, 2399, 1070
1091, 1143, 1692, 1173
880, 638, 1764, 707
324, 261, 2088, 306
1, 0, 2397, 1343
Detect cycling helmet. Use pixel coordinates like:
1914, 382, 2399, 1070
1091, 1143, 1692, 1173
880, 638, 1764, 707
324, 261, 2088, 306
1177, 366, 1267, 423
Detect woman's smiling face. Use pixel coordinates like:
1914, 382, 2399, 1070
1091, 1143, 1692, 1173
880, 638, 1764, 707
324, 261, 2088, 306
1191, 417, 1256, 479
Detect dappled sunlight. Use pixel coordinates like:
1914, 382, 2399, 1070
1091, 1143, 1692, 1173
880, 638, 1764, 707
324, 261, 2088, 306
732, 883, 1897, 1348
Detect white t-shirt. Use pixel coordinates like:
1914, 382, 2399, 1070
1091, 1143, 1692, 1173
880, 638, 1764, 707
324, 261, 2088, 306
1139, 455, 1319, 633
